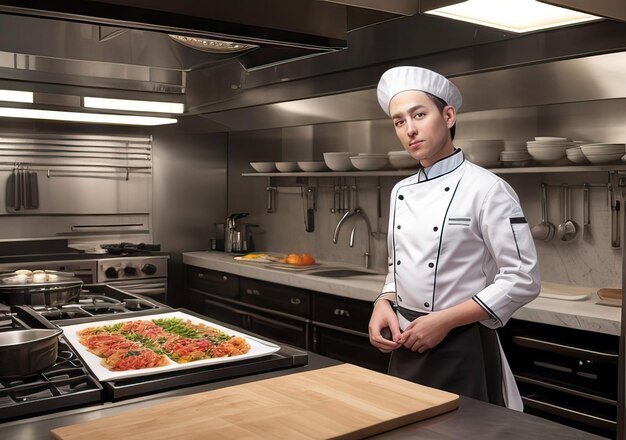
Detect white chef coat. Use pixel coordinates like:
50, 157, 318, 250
379, 148, 540, 410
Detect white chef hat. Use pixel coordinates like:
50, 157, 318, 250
377, 66, 462, 116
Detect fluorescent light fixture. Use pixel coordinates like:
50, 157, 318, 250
0, 107, 177, 126
83, 97, 184, 114
424, 0, 601, 33
0, 89, 34, 103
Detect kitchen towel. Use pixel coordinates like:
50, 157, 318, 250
23, 169, 39, 209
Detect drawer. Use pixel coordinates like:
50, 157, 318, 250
186, 266, 239, 299
313, 293, 373, 333
239, 278, 311, 318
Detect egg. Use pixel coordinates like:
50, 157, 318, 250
3, 273, 29, 284
14, 269, 33, 276
32, 272, 47, 283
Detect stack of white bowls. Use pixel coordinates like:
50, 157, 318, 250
350, 153, 389, 171
565, 145, 589, 164
455, 139, 504, 168
580, 143, 626, 164
500, 140, 532, 167
526, 137, 574, 164
388, 150, 419, 169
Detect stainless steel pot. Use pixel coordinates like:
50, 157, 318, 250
0, 329, 62, 377
0, 271, 83, 306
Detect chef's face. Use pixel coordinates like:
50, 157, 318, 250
389, 90, 456, 168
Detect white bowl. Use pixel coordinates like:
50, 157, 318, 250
581, 144, 625, 164
349, 155, 388, 171
250, 162, 276, 173
297, 161, 329, 172
456, 139, 504, 167
323, 152, 356, 171
565, 147, 589, 164
534, 136, 571, 142
275, 162, 300, 172
388, 151, 419, 169
527, 148, 566, 162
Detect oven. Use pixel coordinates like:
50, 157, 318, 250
499, 319, 619, 439
96, 255, 169, 304
0, 253, 169, 304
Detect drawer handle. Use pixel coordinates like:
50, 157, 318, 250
333, 308, 351, 317
291, 297, 301, 305
222, 275, 228, 281
197, 273, 204, 278
246, 288, 261, 295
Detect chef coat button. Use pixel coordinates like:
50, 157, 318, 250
424, 302, 430, 308
433, 226, 438, 232
398, 195, 404, 200
444, 187, 450, 192
428, 262, 434, 268
397, 260, 401, 265
397, 225, 401, 229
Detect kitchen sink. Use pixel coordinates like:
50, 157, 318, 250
308, 269, 379, 278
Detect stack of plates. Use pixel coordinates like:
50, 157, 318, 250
526, 137, 574, 164
500, 140, 532, 167
580, 143, 626, 164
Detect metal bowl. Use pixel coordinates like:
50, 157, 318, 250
0, 329, 62, 378
0, 270, 83, 306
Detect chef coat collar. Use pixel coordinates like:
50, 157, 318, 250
418, 148, 464, 182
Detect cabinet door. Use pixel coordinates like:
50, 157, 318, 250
245, 308, 310, 349
313, 293, 373, 333
186, 265, 239, 299
201, 297, 247, 329
239, 278, 310, 318
313, 324, 389, 373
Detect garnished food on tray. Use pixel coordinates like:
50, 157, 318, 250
236, 252, 316, 266
77, 317, 251, 371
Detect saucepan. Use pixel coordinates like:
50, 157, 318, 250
0, 270, 83, 306
0, 328, 62, 378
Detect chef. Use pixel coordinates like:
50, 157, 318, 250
368, 66, 540, 410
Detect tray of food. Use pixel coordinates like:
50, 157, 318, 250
60, 311, 280, 381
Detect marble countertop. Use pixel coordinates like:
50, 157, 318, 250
182, 251, 621, 336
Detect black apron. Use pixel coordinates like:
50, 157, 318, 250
388, 306, 505, 406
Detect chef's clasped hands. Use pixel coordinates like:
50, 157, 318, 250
369, 300, 452, 354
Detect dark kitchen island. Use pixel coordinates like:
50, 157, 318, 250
0, 352, 603, 440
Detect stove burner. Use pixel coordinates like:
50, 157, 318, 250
28, 287, 162, 322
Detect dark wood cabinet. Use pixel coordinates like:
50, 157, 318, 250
184, 264, 386, 369
312, 292, 390, 373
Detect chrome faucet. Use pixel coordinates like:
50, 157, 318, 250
333, 207, 371, 269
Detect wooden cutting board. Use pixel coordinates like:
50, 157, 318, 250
51, 363, 459, 440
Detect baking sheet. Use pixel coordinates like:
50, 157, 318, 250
61, 311, 280, 382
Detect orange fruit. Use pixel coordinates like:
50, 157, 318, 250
299, 253, 315, 266
286, 253, 301, 265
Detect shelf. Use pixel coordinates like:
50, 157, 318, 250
242, 164, 626, 177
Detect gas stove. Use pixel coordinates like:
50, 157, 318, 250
0, 284, 308, 422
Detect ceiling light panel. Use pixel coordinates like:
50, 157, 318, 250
0, 89, 34, 103
83, 97, 184, 114
0, 107, 177, 126
424, 0, 601, 33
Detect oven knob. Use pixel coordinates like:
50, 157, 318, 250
104, 267, 119, 279
124, 265, 137, 276
142, 263, 157, 275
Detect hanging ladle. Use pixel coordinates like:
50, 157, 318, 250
557, 183, 579, 243
531, 183, 555, 242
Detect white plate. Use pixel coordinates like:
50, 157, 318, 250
61, 311, 280, 381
